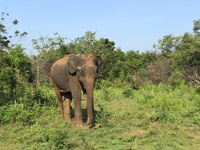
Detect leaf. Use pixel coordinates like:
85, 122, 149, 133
15, 30, 20, 36
13, 19, 18, 25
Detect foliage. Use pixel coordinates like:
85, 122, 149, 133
154, 20, 200, 85
0, 12, 27, 49
193, 19, 200, 34
33, 84, 57, 106
172, 32, 200, 84
0, 103, 33, 125
0, 45, 34, 105
1, 11, 200, 149
31, 33, 67, 85
0, 12, 32, 105
135, 83, 200, 125
1, 84, 200, 149
146, 58, 173, 84
95, 102, 111, 126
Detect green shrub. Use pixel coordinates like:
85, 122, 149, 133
46, 129, 74, 150
122, 88, 133, 98
195, 86, 200, 94
0, 102, 59, 125
95, 102, 111, 126
0, 103, 33, 125
95, 86, 124, 101
33, 85, 57, 106
135, 83, 200, 125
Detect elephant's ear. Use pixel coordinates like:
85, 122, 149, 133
67, 55, 78, 74
95, 56, 103, 72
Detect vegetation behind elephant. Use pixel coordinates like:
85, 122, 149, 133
50, 54, 103, 128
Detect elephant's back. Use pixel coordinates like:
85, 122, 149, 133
51, 57, 68, 74
50, 57, 70, 91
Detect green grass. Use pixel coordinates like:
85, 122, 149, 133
1, 83, 200, 149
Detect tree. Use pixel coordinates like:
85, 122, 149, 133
155, 34, 181, 58
0, 12, 10, 49
31, 33, 67, 85
0, 12, 31, 105
0, 12, 27, 50
0, 46, 33, 103
155, 20, 200, 85
193, 19, 200, 34
173, 32, 200, 84
91, 38, 116, 81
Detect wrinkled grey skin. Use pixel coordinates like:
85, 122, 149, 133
50, 54, 103, 127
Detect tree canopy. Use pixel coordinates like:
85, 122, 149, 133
0, 11, 200, 105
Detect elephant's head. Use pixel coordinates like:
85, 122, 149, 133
66, 54, 103, 126
67, 54, 103, 83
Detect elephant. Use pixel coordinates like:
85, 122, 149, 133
50, 54, 103, 128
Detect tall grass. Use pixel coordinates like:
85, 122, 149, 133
135, 83, 200, 125
1, 83, 200, 149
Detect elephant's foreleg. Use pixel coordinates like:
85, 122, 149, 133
64, 94, 72, 122
73, 93, 83, 126
84, 76, 95, 127
83, 90, 94, 125
70, 80, 83, 126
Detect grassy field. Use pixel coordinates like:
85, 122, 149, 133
1, 83, 200, 150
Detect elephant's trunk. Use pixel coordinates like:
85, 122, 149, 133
85, 75, 95, 126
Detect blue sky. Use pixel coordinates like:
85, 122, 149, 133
1, 0, 200, 54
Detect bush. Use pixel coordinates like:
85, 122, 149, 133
122, 88, 133, 98
135, 83, 200, 125
95, 102, 111, 126
46, 129, 74, 150
33, 84, 57, 106
0, 103, 33, 125
146, 59, 173, 84
0, 102, 58, 125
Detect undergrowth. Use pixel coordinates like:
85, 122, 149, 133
0, 83, 200, 149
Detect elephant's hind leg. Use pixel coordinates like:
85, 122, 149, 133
52, 82, 64, 119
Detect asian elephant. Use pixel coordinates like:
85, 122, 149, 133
50, 54, 103, 128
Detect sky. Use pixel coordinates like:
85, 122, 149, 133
1, 0, 200, 55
